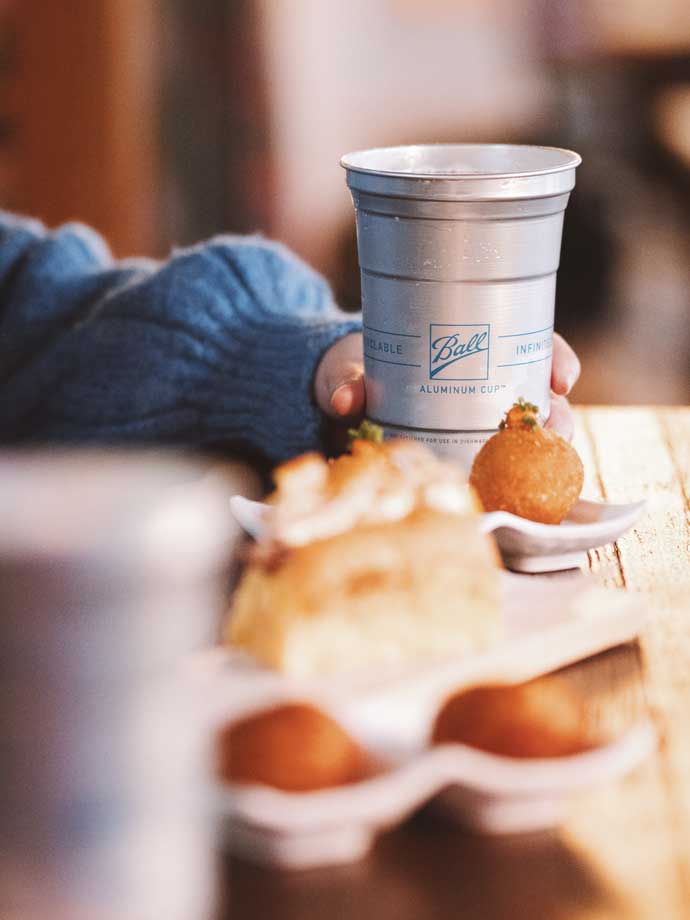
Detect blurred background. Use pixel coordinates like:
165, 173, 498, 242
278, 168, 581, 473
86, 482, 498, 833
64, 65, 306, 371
1, 0, 689, 406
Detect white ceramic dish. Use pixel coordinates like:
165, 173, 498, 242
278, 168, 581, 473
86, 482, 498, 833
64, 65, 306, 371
229, 495, 270, 541
192, 573, 653, 868
479, 498, 646, 573
229, 495, 645, 574
216, 723, 655, 869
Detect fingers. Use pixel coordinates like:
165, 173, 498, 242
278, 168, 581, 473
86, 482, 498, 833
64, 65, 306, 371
314, 332, 366, 420
551, 333, 581, 397
545, 393, 574, 442
318, 332, 578, 444
548, 333, 578, 441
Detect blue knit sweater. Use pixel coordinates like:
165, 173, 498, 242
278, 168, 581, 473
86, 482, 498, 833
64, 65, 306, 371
0, 213, 361, 461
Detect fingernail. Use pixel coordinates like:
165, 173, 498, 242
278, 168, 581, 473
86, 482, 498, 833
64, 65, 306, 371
330, 383, 354, 416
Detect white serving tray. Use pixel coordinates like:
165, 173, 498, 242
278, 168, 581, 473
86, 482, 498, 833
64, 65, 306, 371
229, 495, 646, 574
192, 573, 653, 868
217, 723, 655, 869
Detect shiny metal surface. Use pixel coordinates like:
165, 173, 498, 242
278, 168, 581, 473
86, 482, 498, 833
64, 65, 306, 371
342, 144, 580, 464
0, 453, 243, 920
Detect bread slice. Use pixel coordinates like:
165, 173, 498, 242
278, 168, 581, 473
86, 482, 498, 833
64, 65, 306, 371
227, 507, 501, 677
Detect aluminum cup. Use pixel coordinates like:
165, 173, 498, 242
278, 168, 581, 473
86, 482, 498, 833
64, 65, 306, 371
341, 143, 581, 465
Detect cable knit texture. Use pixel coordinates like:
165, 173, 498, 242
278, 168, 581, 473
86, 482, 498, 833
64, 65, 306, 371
0, 213, 361, 461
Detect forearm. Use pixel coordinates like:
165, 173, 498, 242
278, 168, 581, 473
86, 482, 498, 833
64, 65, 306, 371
0, 217, 361, 460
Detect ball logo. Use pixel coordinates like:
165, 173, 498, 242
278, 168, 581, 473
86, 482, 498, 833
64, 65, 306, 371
429, 324, 490, 380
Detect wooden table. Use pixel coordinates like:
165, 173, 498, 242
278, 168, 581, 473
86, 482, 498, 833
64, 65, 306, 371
221, 407, 690, 920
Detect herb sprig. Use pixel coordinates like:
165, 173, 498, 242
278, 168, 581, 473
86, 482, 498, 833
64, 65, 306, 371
499, 398, 540, 431
347, 419, 384, 446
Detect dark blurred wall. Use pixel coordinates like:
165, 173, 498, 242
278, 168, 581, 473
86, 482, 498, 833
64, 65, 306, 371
159, 0, 273, 249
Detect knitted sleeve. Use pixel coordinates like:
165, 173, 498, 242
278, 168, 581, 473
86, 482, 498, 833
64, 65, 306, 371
0, 213, 362, 461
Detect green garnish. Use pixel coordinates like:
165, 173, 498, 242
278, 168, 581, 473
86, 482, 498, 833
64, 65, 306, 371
499, 397, 540, 431
347, 419, 384, 446
515, 397, 539, 413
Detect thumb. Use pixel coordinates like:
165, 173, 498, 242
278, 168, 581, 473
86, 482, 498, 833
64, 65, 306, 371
330, 376, 366, 417
315, 332, 366, 420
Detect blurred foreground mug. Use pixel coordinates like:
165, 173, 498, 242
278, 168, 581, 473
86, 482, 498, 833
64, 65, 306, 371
342, 143, 581, 465
0, 452, 244, 920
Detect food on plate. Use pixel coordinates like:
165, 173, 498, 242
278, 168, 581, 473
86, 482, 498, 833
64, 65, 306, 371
226, 432, 501, 676
431, 679, 596, 758
216, 702, 368, 791
469, 399, 584, 525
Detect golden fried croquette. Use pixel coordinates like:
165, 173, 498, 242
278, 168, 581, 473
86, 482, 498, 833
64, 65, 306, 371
431, 680, 595, 758
216, 702, 368, 791
470, 399, 584, 524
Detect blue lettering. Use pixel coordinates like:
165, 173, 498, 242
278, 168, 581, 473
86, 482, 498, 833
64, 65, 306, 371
516, 336, 551, 357
365, 335, 403, 356
430, 331, 488, 378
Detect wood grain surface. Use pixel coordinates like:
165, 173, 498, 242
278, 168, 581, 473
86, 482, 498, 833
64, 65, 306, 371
222, 407, 690, 920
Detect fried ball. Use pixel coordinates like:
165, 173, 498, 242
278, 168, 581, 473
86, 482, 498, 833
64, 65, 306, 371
216, 702, 368, 792
470, 399, 584, 524
431, 680, 595, 758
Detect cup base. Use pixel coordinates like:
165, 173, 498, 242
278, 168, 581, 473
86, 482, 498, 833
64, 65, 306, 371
374, 420, 496, 469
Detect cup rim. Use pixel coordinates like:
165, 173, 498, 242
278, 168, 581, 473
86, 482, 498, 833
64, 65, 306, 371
340, 143, 582, 180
